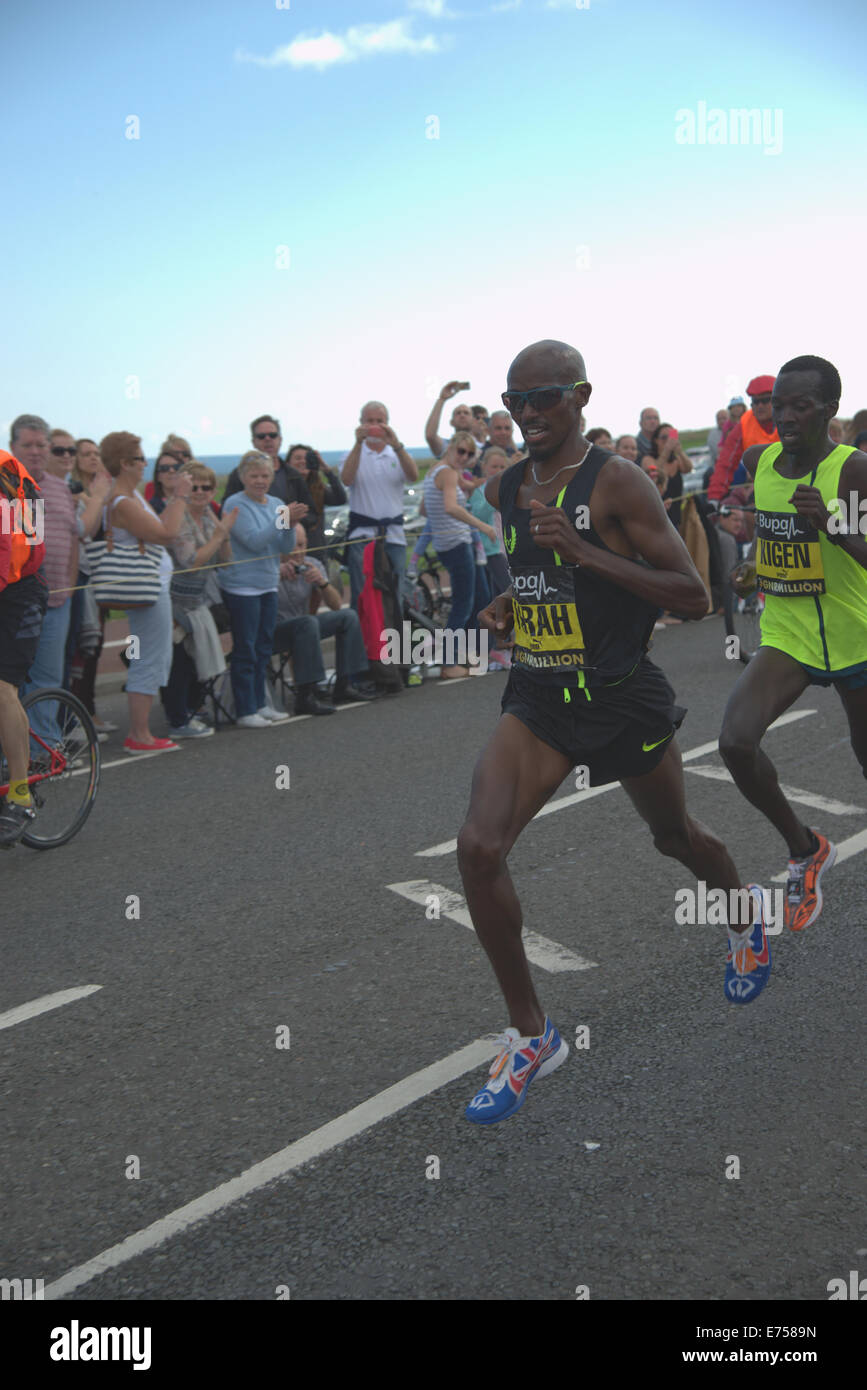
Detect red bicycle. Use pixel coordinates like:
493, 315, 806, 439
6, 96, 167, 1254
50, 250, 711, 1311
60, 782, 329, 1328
0, 688, 100, 849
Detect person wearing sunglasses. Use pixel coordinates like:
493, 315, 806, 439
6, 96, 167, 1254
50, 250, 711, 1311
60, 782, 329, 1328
708, 376, 779, 502
161, 462, 237, 737
456, 340, 771, 1126
421, 431, 497, 678
221, 415, 316, 519
144, 435, 193, 503
46, 429, 79, 479
150, 448, 190, 515
11, 415, 80, 747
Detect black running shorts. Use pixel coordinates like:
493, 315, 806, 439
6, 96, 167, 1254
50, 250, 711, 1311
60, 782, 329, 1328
0, 572, 48, 686
501, 656, 686, 786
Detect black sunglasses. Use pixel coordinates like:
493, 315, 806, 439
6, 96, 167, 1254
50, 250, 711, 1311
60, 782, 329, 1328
158, 462, 183, 473
502, 380, 587, 414
51, 446, 77, 457
254, 431, 279, 441
190, 483, 214, 492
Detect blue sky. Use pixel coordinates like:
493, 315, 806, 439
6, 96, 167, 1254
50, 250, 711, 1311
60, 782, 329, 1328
2, 0, 865, 454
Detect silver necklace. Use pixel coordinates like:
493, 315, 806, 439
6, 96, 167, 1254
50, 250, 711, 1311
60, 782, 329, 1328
531, 440, 591, 487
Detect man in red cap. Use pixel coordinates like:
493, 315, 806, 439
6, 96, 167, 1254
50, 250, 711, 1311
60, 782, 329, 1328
708, 375, 778, 501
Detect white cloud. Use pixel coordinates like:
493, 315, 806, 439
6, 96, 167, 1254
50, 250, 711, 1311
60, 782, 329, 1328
407, 0, 456, 16
490, 0, 522, 10
236, 19, 445, 72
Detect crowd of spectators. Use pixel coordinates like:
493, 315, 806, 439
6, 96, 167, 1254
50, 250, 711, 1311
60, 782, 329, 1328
4, 381, 863, 755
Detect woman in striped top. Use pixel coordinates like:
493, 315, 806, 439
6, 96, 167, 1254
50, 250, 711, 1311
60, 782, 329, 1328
422, 432, 497, 678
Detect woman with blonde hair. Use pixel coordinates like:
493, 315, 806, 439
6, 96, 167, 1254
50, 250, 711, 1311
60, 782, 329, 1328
162, 461, 237, 737
422, 431, 497, 678
219, 451, 307, 725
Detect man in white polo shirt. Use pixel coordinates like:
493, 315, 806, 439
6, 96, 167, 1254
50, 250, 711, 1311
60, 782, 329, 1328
341, 401, 418, 610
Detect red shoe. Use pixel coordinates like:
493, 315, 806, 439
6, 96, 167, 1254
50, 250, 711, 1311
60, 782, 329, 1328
784, 830, 836, 931
123, 736, 180, 755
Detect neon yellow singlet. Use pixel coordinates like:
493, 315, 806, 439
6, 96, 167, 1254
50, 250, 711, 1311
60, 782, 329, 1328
754, 443, 867, 672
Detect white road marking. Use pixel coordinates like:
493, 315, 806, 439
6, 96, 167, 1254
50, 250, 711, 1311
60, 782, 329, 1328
43, 1036, 500, 1301
416, 708, 818, 857
0, 985, 102, 1032
685, 765, 864, 817
387, 879, 598, 973
770, 826, 867, 882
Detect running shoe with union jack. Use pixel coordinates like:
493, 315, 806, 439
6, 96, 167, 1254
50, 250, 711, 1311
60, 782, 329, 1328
465, 1017, 568, 1124
784, 829, 836, 932
725, 885, 772, 1004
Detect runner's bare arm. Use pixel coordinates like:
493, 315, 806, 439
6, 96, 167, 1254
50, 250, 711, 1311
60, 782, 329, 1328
528, 458, 708, 617
796, 448, 867, 572
483, 473, 501, 511
740, 444, 763, 481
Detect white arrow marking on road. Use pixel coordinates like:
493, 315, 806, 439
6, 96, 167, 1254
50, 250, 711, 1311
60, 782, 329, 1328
416, 708, 818, 857
43, 1035, 502, 1300
685, 765, 864, 817
387, 879, 598, 973
770, 826, 867, 882
0, 985, 102, 1032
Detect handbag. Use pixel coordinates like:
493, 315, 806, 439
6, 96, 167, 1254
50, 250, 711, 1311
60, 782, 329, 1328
86, 501, 162, 609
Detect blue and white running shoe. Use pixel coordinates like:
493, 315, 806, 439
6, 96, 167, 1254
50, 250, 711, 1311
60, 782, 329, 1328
725, 885, 772, 1004
465, 1017, 568, 1125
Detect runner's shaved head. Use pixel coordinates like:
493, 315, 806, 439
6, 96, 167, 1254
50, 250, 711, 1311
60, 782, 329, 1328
508, 340, 587, 386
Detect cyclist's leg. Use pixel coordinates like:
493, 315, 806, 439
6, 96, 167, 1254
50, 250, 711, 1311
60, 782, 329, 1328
0, 679, 30, 786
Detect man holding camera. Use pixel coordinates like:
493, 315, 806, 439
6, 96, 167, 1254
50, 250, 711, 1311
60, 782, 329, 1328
341, 401, 418, 610
273, 523, 374, 713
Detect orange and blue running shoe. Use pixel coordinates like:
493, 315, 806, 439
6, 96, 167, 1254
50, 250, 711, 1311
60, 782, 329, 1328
465, 1017, 568, 1125
784, 830, 836, 932
725, 885, 772, 1004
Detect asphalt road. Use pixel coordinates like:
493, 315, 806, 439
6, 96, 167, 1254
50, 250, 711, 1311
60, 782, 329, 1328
2, 615, 865, 1302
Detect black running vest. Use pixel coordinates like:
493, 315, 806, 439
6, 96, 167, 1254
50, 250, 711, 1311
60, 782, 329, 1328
498, 447, 658, 690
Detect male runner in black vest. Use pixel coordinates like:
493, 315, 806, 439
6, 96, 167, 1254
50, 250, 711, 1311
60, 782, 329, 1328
457, 340, 771, 1125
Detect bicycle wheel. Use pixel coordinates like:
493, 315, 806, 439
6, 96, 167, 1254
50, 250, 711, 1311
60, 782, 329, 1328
18, 688, 100, 848
417, 567, 451, 627
723, 582, 765, 665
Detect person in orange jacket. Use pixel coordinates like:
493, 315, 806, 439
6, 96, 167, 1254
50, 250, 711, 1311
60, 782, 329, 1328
708, 375, 779, 501
0, 449, 48, 845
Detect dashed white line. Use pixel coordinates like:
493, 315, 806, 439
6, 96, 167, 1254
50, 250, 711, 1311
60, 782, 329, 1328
685, 765, 864, 817
43, 1036, 499, 1300
416, 708, 818, 857
0, 985, 102, 1032
387, 879, 598, 973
